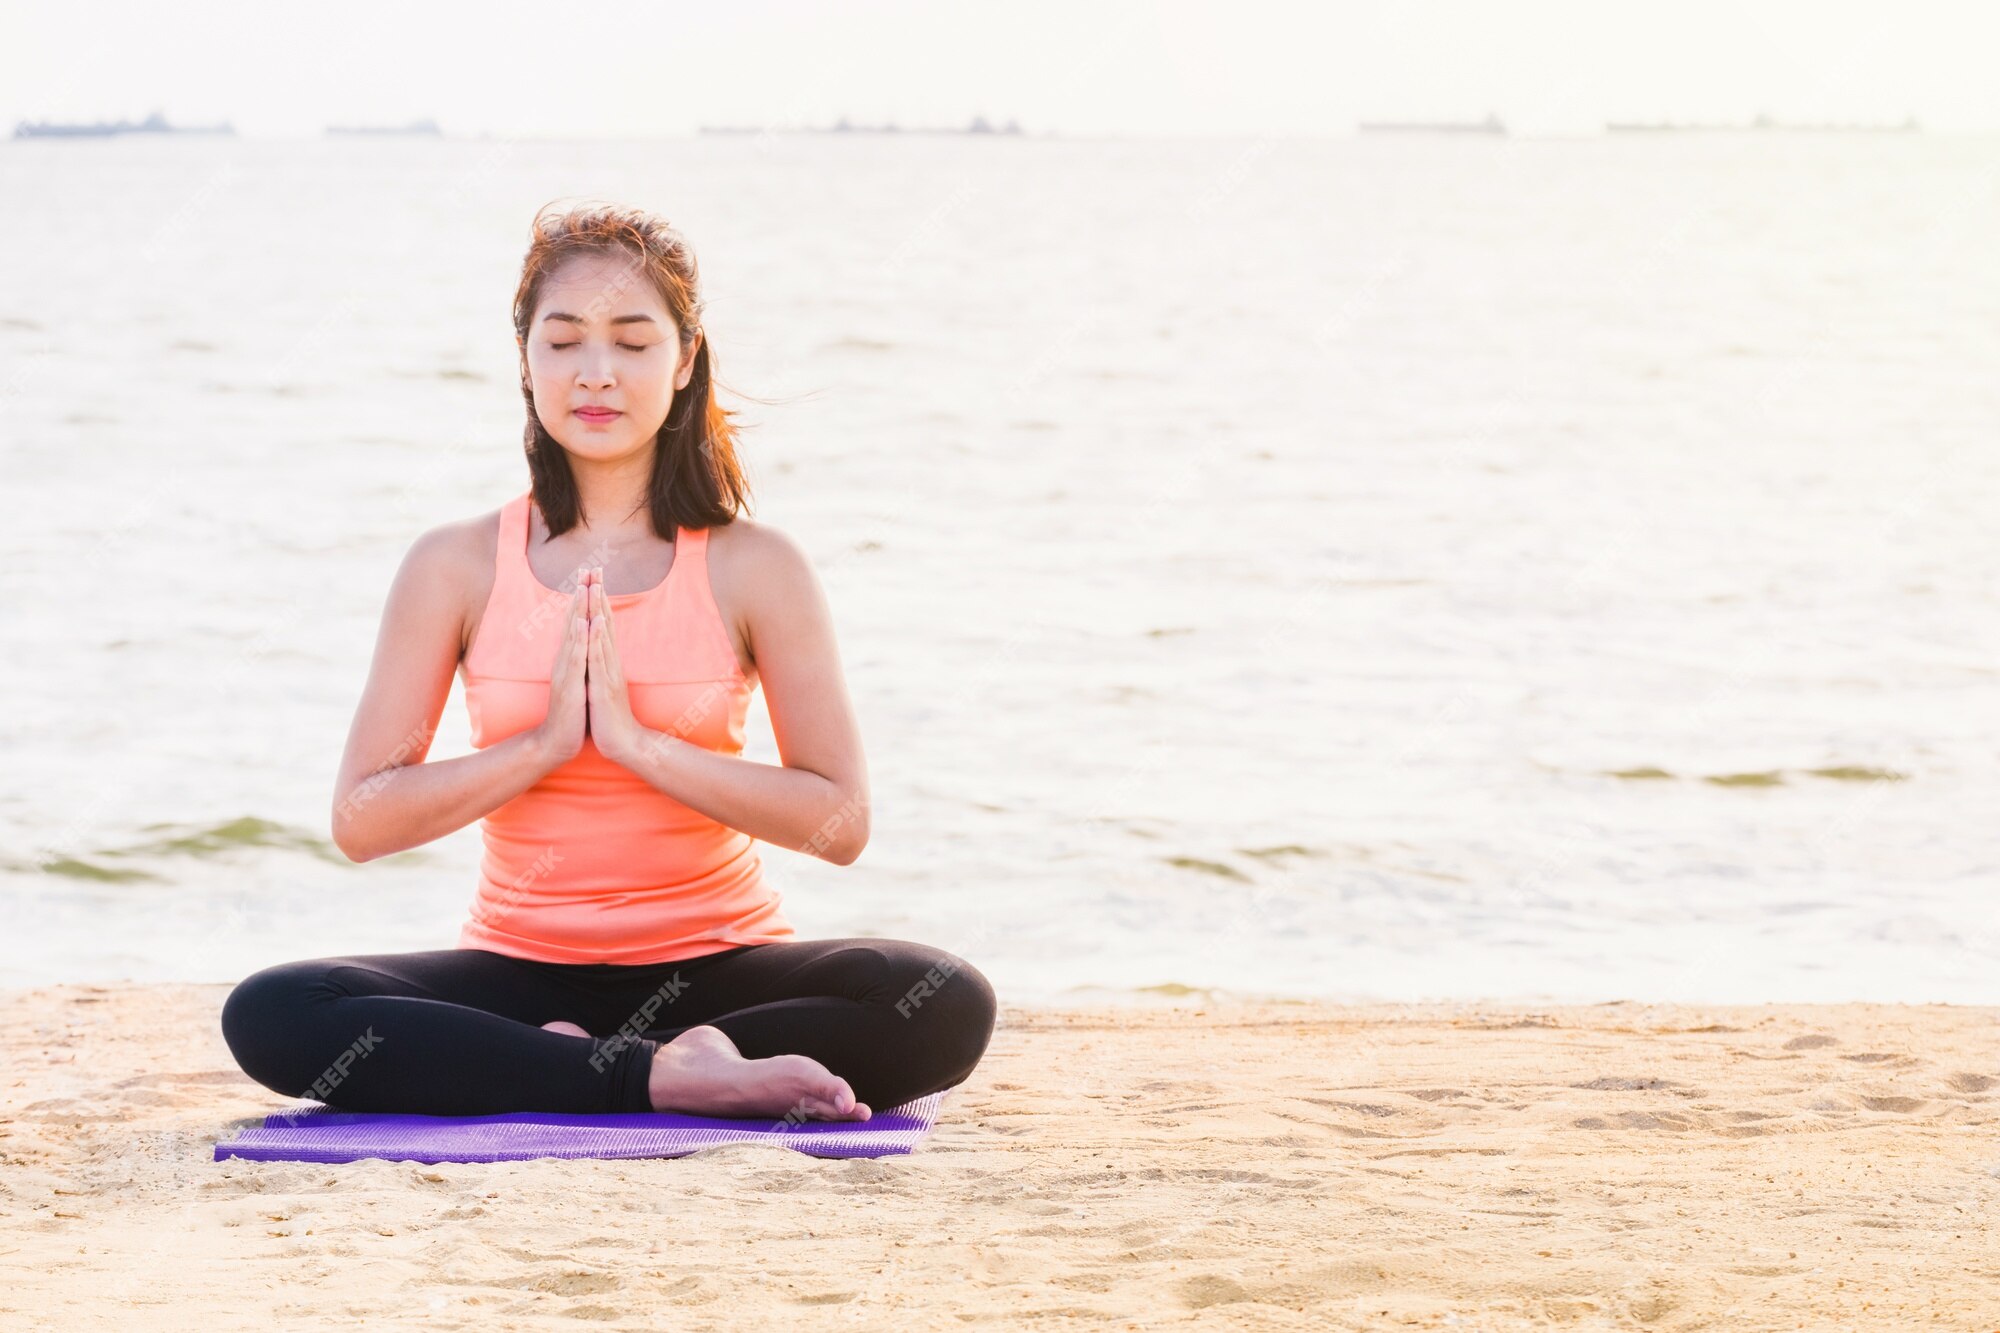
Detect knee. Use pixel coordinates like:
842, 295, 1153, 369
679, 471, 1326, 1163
894, 947, 998, 1082
219, 959, 331, 1095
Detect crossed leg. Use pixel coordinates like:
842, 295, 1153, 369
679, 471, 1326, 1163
219, 938, 997, 1118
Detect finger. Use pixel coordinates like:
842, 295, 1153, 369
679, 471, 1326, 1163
594, 582, 621, 664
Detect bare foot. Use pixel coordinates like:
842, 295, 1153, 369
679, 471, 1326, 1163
541, 1020, 592, 1038
648, 1025, 871, 1122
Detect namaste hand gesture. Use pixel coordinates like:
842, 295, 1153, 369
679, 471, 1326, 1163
581, 568, 646, 767
531, 567, 648, 771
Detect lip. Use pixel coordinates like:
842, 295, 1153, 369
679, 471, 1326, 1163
574, 408, 622, 421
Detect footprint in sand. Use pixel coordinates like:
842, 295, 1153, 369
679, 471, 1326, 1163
112, 1070, 245, 1089
1569, 1076, 1684, 1092
1860, 1096, 1927, 1113
1782, 1034, 1839, 1051
495, 1265, 622, 1297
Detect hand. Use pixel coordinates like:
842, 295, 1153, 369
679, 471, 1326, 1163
532, 580, 591, 769
584, 570, 648, 766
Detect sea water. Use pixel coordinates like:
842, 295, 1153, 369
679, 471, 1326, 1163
0, 132, 1995, 1004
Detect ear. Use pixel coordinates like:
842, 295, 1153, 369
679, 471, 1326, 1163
677, 328, 703, 391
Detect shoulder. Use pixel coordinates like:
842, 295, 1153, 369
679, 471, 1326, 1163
705, 518, 833, 647
400, 505, 500, 585
705, 515, 819, 603
386, 505, 504, 656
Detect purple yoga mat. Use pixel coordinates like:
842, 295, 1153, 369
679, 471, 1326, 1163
213, 1088, 950, 1164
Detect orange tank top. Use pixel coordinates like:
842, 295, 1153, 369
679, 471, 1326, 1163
456, 489, 797, 964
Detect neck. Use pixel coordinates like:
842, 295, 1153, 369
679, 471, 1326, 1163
566, 451, 654, 535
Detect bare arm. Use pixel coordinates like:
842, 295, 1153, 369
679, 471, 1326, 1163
603, 523, 871, 865
330, 523, 566, 863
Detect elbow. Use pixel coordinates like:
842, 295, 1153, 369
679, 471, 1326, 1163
329, 799, 379, 864
331, 821, 374, 864
837, 808, 871, 865
811, 790, 869, 866
814, 821, 868, 867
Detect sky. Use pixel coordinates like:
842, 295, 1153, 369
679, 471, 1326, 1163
3, 0, 1997, 138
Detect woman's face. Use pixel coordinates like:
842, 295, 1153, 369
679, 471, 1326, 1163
520, 250, 701, 463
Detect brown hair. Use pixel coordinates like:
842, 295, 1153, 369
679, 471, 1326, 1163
511, 199, 752, 537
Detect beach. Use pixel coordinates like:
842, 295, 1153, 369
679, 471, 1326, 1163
3, 983, 1996, 1329
6, 6, 2000, 1326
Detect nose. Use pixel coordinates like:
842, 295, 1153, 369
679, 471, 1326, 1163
577, 346, 616, 389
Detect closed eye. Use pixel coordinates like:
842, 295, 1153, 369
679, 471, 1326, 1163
550, 342, 650, 352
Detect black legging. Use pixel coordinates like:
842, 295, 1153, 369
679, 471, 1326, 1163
220, 938, 997, 1117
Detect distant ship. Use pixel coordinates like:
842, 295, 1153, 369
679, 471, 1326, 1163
1357, 112, 1505, 135
13, 109, 235, 139
699, 115, 1024, 137
1607, 112, 1921, 134
325, 118, 442, 136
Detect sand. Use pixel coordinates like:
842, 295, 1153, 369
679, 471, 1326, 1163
1, 984, 1996, 1331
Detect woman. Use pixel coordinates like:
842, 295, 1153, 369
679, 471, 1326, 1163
220, 201, 996, 1122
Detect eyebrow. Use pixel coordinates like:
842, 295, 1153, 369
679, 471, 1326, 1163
540, 312, 660, 327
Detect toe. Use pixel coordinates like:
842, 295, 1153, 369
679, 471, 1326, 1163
804, 1086, 869, 1121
